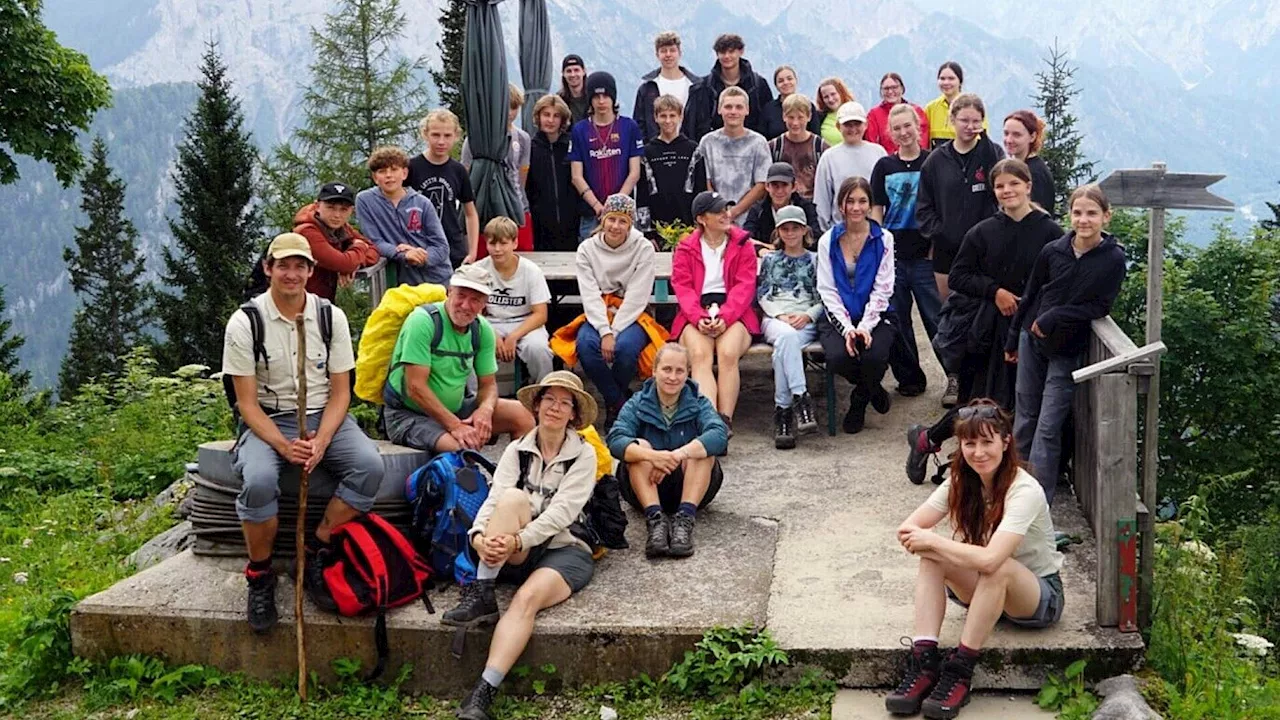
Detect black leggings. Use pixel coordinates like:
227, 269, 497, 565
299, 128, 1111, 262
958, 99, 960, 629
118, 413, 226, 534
818, 318, 896, 403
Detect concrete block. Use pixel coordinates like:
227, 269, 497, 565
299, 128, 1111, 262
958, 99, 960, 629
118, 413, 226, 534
197, 440, 429, 502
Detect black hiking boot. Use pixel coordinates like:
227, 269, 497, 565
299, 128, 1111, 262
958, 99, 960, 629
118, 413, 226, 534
906, 424, 940, 485
885, 639, 942, 715
668, 512, 696, 557
456, 677, 500, 720
843, 388, 868, 434
719, 412, 734, 439
871, 384, 892, 414
441, 579, 499, 627
645, 513, 671, 558
793, 393, 818, 434
245, 566, 278, 634
774, 406, 797, 449
921, 655, 975, 719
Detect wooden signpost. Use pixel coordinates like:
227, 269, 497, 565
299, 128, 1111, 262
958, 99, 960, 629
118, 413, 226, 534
1097, 162, 1233, 632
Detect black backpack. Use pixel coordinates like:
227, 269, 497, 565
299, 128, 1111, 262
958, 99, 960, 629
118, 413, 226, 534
222, 298, 334, 422
517, 449, 629, 552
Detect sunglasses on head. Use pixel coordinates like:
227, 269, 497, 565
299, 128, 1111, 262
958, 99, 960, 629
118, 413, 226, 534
957, 405, 1000, 421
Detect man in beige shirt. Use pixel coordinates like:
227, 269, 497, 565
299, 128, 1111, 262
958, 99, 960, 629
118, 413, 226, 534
221, 233, 383, 634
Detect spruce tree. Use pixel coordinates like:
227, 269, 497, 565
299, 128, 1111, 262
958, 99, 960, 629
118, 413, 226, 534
156, 42, 263, 370
1033, 40, 1097, 215
59, 138, 150, 396
262, 0, 432, 231
0, 286, 30, 390
428, 0, 467, 132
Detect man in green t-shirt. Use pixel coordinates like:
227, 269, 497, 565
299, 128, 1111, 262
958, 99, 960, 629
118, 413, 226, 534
383, 264, 535, 452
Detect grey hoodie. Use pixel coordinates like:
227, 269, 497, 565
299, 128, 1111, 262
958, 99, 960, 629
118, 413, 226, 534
574, 227, 656, 335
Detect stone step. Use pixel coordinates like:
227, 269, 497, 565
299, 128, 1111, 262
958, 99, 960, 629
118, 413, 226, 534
832, 689, 1057, 719
196, 439, 429, 502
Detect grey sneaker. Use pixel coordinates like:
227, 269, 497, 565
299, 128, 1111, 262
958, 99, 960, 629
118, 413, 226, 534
668, 513, 696, 557
645, 513, 671, 558
793, 393, 819, 433
941, 375, 960, 408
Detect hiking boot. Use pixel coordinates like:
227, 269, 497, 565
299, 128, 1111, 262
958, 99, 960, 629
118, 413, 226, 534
245, 567, 278, 634
871, 384, 892, 414
941, 374, 960, 408
295, 546, 337, 613
719, 412, 734, 440
645, 513, 671, 558
668, 513, 696, 557
456, 677, 500, 720
921, 656, 974, 719
906, 424, 940, 485
774, 406, 797, 449
793, 393, 818, 434
897, 381, 927, 397
843, 388, 868, 434
885, 639, 942, 715
441, 580, 499, 627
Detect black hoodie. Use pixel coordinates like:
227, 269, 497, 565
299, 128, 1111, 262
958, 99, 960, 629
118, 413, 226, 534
685, 57, 774, 141
758, 97, 823, 142
1005, 231, 1127, 356
949, 209, 1065, 302
742, 191, 821, 242
632, 66, 704, 142
526, 130, 578, 251
915, 135, 1005, 257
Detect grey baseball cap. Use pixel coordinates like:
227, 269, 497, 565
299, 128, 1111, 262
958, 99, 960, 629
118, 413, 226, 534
775, 205, 808, 228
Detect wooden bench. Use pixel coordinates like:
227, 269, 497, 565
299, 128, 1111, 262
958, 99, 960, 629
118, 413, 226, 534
744, 342, 839, 436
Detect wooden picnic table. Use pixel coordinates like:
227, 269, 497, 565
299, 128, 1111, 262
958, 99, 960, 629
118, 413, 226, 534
523, 251, 674, 302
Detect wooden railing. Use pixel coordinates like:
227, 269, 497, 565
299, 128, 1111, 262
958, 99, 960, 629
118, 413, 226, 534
1071, 316, 1164, 630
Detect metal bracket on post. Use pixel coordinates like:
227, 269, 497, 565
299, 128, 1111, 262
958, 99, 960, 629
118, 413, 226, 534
1117, 518, 1138, 633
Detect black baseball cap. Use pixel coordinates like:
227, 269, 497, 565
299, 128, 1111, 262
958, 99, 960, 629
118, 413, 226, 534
562, 54, 585, 71
691, 191, 733, 218
317, 181, 355, 205
766, 162, 796, 184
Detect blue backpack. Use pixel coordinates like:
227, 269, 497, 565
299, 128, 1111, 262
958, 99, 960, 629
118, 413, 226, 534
404, 450, 497, 585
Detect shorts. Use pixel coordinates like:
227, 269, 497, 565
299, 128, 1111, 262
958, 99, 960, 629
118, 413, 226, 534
497, 542, 595, 593
383, 397, 478, 452
946, 572, 1064, 629
931, 240, 959, 275
618, 459, 724, 515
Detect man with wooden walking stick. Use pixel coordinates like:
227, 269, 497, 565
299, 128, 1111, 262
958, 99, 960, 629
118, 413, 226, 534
221, 232, 384, 634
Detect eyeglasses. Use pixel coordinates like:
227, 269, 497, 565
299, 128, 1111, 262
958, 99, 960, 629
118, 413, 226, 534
957, 405, 1000, 421
539, 396, 576, 411
880, 85, 902, 93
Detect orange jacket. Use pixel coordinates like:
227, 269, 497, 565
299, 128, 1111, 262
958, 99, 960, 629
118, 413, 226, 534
293, 203, 381, 300
550, 294, 669, 378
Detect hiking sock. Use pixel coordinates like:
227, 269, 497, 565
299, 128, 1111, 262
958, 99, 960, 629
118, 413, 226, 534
481, 666, 506, 689
644, 504, 663, 520
246, 557, 272, 577
955, 643, 980, 669
913, 637, 939, 650
476, 560, 502, 581
677, 502, 697, 519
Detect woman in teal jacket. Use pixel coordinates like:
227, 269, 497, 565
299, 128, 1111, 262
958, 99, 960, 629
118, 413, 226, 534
607, 343, 727, 560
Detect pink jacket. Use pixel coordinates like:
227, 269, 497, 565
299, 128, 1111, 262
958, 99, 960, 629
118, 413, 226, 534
670, 226, 760, 338
864, 100, 929, 155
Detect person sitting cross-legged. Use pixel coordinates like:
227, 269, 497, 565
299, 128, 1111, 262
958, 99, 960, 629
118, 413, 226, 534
887, 399, 1064, 719
381, 264, 534, 455
222, 233, 385, 633
449, 371, 600, 720
607, 343, 728, 559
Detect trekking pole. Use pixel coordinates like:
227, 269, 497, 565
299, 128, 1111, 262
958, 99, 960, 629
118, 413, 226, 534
293, 314, 310, 700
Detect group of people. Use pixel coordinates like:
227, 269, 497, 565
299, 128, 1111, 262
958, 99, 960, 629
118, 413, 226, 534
220, 30, 1129, 720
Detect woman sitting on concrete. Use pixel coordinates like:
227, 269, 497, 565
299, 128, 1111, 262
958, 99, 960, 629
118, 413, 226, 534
887, 399, 1064, 719
608, 342, 728, 560
447, 371, 599, 720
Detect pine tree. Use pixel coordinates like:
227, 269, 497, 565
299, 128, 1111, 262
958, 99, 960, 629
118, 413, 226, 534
1261, 182, 1280, 231
1033, 40, 1097, 215
155, 42, 263, 370
59, 138, 150, 396
261, 0, 432, 231
428, 0, 467, 133
0, 286, 30, 390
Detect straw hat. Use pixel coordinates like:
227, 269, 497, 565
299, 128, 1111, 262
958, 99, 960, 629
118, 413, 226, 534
516, 370, 598, 429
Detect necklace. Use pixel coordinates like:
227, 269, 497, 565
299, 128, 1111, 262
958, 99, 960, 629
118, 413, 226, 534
592, 118, 616, 148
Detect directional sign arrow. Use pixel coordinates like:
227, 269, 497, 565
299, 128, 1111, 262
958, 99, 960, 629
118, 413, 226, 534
1098, 168, 1233, 211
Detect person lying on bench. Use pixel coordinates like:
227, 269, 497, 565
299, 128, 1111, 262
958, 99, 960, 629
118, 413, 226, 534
221, 233, 384, 633
449, 371, 599, 720
607, 342, 727, 559
887, 399, 1064, 719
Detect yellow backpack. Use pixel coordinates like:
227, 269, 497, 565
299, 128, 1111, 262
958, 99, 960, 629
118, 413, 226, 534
354, 284, 447, 404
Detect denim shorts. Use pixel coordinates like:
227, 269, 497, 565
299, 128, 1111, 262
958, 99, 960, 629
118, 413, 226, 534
946, 572, 1064, 629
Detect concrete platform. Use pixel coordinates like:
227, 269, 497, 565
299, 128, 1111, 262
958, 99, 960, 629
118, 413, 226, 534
71, 511, 778, 695
832, 689, 1056, 718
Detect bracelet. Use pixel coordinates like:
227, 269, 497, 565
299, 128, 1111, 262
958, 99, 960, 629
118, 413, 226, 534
512, 533, 523, 552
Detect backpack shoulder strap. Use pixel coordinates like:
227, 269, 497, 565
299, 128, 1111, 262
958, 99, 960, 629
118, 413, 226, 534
240, 302, 267, 368
316, 297, 333, 371
769, 136, 782, 162
517, 450, 532, 491
469, 318, 481, 355
425, 303, 446, 354
813, 135, 824, 156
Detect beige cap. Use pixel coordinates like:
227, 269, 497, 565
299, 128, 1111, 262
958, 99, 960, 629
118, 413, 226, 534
836, 101, 867, 124
516, 370, 599, 429
449, 263, 493, 295
266, 232, 316, 263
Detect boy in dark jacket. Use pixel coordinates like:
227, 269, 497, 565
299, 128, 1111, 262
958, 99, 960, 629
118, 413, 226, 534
684, 33, 773, 140
742, 162, 821, 247
638, 95, 705, 231
526, 94, 579, 251
1006, 185, 1125, 502
406, 109, 480, 267
633, 31, 703, 141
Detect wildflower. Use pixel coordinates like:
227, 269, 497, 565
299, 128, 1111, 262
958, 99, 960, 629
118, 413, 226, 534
12, 572, 28, 585
1232, 633, 1274, 658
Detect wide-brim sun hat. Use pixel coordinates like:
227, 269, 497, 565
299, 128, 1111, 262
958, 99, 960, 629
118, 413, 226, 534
516, 370, 599, 429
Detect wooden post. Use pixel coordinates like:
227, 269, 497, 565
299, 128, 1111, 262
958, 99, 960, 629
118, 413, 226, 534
1139, 162, 1166, 633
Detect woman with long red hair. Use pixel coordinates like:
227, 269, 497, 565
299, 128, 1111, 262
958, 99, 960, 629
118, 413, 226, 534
886, 399, 1064, 719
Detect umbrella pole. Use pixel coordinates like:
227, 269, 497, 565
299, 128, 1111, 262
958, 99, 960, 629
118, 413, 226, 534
293, 314, 310, 700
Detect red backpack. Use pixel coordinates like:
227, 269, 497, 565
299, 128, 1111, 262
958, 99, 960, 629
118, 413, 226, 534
323, 513, 435, 680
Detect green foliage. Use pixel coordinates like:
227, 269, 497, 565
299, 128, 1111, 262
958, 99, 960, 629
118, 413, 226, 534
1036, 659, 1098, 719
428, 0, 467, 133
663, 625, 789, 697
0, 0, 112, 186
1033, 40, 1097, 213
58, 136, 151, 397
653, 219, 695, 251
261, 0, 431, 233
1231, 515, 1280, 643
0, 286, 30, 391
155, 42, 264, 371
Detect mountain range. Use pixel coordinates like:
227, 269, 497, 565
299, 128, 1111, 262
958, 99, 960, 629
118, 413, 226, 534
2, 0, 1274, 387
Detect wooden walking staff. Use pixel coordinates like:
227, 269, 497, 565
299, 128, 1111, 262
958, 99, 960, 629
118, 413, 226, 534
293, 314, 310, 700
